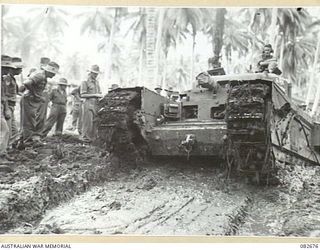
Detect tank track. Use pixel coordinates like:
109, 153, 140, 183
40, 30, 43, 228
96, 88, 148, 164
225, 81, 277, 184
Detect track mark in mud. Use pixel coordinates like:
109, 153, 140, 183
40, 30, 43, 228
225, 196, 253, 235
155, 197, 195, 226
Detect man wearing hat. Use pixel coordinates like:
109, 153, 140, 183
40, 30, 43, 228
80, 64, 103, 142
257, 44, 281, 75
164, 86, 173, 99
41, 78, 69, 137
109, 83, 119, 91
40, 57, 50, 70
19, 61, 60, 143
1, 55, 14, 162
5, 57, 23, 143
154, 86, 162, 95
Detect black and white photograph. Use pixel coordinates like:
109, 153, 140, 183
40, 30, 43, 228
1, 4, 320, 237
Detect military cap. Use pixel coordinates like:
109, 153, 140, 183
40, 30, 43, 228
88, 65, 101, 74
43, 61, 60, 74
164, 87, 173, 93
57, 77, 69, 85
11, 57, 24, 69
40, 57, 50, 66
109, 83, 119, 90
1, 55, 14, 68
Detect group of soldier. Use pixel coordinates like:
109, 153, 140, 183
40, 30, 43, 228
1, 55, 103, 163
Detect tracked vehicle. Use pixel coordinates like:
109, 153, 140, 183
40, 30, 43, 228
97, 72, 320, 183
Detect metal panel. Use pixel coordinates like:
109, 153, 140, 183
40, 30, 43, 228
149, 122, 227, 156
141, 88, 169, 131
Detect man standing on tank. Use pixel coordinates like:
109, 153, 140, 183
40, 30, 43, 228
19, 61, 60, 144
80, 65, 103, 142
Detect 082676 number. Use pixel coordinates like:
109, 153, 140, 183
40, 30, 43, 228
300, 244, 319, 249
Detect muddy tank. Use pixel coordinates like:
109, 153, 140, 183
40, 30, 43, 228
96, 72, 320, 183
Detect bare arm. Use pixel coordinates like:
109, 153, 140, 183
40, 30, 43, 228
80, 81, 102, 98
81, 93, 103, 98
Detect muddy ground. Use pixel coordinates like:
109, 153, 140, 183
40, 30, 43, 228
1, 134, 320, 236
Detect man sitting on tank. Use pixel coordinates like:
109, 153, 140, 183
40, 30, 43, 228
256, 44, 282, 75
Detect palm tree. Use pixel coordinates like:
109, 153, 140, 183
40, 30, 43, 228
1, 6, 22, 40
210, 8, 227, 60
145, 8, 157, 89
247, 8, 316, 82
79, 7, 126, 83
63, 52, 88, 81
124, 8, 147, 85
31, 6, 68, 37
4, 18, 38, 63
165, 8, 205, 88
160, 9, 187, 89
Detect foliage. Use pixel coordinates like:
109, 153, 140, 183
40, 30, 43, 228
2, 5, 320, 94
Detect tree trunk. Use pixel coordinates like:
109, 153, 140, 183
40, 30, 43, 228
310, 35, 320, 115
311, 72, 320, 116
191, 34, 196, 89
106, 8, 118, 83
279, 38, 284, 71
146, 8, 156, 89
212, 8, 226, 58
269, 8, 278, 48
138, 45, 144, 86
306, 34, 320, 107
274, 34, 281, 59
154, 8, 165, 88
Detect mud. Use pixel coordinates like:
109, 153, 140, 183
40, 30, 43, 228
1, 135, 320, 236
0, 134, 111, 233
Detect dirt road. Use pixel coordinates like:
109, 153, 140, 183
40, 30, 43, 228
2, 135, 320, 236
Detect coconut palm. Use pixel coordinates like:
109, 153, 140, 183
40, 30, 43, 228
164, 8, 205, 87
4, 18, 38, 64
159, 9, 187, 89
124, 8, 147, 85
1, 6, 22, 40
78, 7, 127, 82
247, 8, 316, 82
30, 6, 68, 37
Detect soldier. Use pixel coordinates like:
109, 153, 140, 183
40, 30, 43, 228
208, 55, 221, 69
154, 86, 162, 95
257, 44, 282, 75
6, 57, 23, 144
40, 57, 50, 70
41, 78, 69, 137
19, 61, 60, 144
80, 65, 103, 142
171, 91, 180, 102
68, 86, 83, 134
109, 83, 119, 91
0, 99, 11, 163
164, 87, 173, 99
39, 57, 52, 122
1, 55, 13, 162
